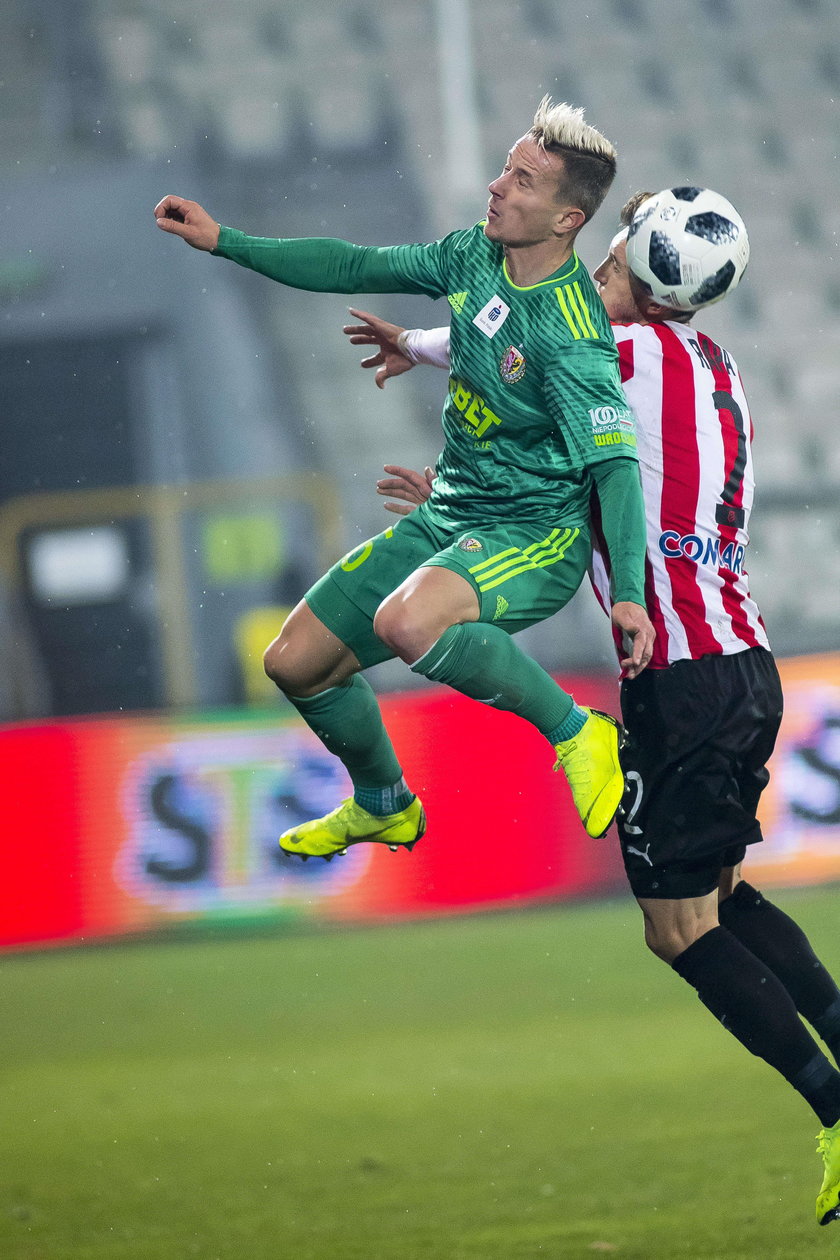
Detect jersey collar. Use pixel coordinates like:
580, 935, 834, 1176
501, 251, 581, 292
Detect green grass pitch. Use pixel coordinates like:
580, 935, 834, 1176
2, 888, 839, 1259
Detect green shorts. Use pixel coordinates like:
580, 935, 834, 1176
305, 505, 591, 668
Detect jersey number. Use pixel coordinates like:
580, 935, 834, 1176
713, 389, 746, 530
622, 770, 644, 836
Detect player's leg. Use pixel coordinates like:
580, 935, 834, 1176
263, 519, 438, 858
620, 649, 840, 1223
264, 597, 361, 696
718, 865, 840, 1068
719, 863, 840, 1226
373, 523, 624, 837
374, 562, 586, 734
714, 651, 840, 1065
639, 890, 840, 1123
638, 886, 840, 1226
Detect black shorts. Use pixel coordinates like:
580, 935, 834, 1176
617, 647, 783, 900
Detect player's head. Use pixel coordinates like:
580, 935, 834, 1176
530, 97, 618, 223
594, 192, 694, 325
485, 98, 617, 248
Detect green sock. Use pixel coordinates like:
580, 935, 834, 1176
410, 622, 574, 739
354, 778, 414, 817
288, 675, 405, 791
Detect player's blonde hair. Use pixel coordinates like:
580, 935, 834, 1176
529, 96, 617, 223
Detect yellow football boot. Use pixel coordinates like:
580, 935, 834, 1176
553, 707, 625, 839
816, 1119, 840, 1225
279, 796, 426, 861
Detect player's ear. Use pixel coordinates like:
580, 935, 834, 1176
643, 298, 676, 320
554, 206, 586, 236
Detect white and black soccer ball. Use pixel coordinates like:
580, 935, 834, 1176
625, 187, 750, 312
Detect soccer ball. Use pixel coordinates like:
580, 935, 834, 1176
625, 187, 750, 311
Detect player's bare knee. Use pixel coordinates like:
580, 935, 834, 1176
263, 638, 296, 692
643, 912, 719, 964
641, 911, 697, 964
642, 918, 681, 964
262, 635, 316, 696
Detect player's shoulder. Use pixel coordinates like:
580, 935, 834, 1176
664, 319, 741, 380
553, 257, 612, 336
612, 316, 732, 355
609, 319, 669, 360
611, 318, 741, 383
689, 323, 740, 376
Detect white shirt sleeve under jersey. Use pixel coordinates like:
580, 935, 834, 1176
397, 326, 451, 368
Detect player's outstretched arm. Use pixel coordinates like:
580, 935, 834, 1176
343, 308, 414, 389
376, 465, 435, 516
611, 601, 655, 679
153, 196, 220, 251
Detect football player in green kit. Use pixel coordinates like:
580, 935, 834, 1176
154, 97, 655, 859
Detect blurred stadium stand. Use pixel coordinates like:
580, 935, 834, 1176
1, 0, 838, 717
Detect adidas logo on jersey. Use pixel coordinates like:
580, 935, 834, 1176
447, 291, 468, 314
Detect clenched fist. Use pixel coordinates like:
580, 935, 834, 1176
153, 196, 220, 251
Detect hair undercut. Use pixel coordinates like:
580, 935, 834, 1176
529, 96, 618, 223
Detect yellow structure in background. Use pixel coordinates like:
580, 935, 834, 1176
0, 474, 340, 711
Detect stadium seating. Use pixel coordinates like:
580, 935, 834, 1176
82, 0, 839, 481
3, 0, 838, 678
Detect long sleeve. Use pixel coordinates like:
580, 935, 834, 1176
589, 458, 647, 606
213, 228, 407, 292
212, 226, 458, 298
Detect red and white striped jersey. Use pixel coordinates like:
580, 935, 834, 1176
590, 319, 770, 669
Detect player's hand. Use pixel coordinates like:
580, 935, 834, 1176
153, 196, 221, 251
610, 601, 655, 679
343, 308, 413, 389
376, 464, 435, 516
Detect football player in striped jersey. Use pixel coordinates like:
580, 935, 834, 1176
351, 191, 840, 1225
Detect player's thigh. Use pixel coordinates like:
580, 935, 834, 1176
718, 862, 743, 899
264, 598, 361, 695
374, 564, 480, 653
636, 889, 721, 961
305, 512, 446, 668
421, 519, 590, 633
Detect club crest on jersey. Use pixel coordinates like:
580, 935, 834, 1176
459, 537, 483, 552
499, 345, 526, 384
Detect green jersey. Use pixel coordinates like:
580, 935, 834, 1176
213, 223, 645, 604
380, 224, 636, 530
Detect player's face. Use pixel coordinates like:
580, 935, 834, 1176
593, 232, 644, 322
484, 136, 573, 247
